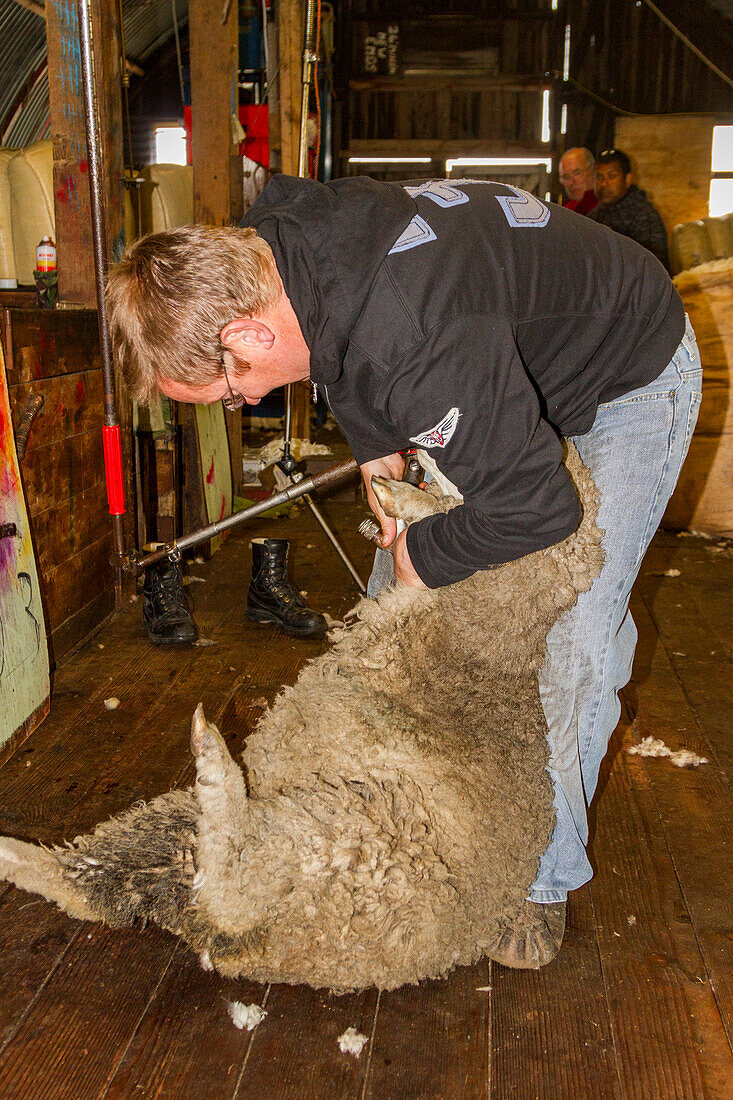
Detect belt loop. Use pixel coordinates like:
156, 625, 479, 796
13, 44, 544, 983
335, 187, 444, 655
681, 313, 695, 361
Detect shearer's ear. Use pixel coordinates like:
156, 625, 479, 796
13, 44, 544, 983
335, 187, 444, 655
220, 317, 275, 351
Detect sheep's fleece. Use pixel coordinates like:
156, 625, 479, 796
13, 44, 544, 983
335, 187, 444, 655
0, 444, 603, 991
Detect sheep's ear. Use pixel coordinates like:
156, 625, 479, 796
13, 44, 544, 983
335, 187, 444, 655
371, 476, 439, 523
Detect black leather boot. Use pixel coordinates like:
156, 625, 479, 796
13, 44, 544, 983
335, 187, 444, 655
142, 559, 198, 645
245, 538, 327, 638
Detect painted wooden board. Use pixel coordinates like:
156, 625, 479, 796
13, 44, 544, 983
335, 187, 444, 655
0, 350, 49, 751
194, 402, 232, 556
4, 308, 117, 660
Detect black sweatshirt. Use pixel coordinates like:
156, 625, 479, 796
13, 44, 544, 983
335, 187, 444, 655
244, 176, 685, 588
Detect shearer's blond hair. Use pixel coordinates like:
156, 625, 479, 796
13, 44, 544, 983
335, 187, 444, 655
106, 225, 282, 404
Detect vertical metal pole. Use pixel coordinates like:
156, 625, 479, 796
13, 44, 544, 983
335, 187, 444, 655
297, 0, 317, 178
77, 0, 127, 594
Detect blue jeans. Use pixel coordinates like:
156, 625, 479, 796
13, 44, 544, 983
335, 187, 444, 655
531, 316, 702, 902
366, 317, 703, 903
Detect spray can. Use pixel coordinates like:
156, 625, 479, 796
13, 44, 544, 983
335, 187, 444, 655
35, 237, 57, 272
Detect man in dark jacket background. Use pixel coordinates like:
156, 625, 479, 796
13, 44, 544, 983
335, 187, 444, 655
107, 175, 701, 971
590, 148, 670, 270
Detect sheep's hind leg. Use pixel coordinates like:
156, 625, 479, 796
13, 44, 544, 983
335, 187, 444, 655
486, 900, 566, 970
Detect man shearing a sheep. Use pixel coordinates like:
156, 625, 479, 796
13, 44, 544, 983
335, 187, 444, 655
107, 175, 701, 970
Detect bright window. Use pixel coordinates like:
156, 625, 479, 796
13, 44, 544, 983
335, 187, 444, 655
348, 157, 432, 164
446, 157, 553, 172
541, 89, 551, 144
155, 126, 187, 165
711, 126, 733, 173
710, 126, 733, 216
709, 179, 733, 217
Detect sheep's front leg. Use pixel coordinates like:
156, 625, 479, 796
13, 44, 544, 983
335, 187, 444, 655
371, 476, 439, 523
0, 836, 101, 921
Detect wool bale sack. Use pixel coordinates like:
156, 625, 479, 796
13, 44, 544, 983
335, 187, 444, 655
667, 259, 733, 537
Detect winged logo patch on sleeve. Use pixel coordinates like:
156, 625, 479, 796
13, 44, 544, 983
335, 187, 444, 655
409, 407, 461, 448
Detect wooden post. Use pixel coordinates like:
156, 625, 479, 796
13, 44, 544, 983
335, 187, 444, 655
277, 0, 310, 439
277, 0, 305, 176
45, 0, 125, 306
266, 18, 282, 172
46, 0, 134, 594
189, 0, 244, 488
224, 407, 244, 496
189, 0, 242, 226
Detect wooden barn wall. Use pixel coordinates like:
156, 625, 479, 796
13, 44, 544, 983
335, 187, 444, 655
339, 2, 564, 174
562, 0, 733, 156
336, 1, 733, 192
614, 114, 721, 232
3, 310, 115, 664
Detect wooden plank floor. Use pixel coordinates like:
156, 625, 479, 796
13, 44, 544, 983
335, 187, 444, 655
0, 500, 730, 1099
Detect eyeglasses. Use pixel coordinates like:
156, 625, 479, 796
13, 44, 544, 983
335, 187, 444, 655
221, 355, 245, 411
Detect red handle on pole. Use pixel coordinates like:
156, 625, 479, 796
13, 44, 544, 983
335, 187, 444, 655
102, 424, 126, 515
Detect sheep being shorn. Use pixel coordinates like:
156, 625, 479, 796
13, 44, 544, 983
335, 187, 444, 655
0, 444, 603, 991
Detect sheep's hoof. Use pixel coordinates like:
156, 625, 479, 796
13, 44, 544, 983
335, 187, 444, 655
486, 900, 566, 970
370, 476, 435, 523
190, 703, 212, 756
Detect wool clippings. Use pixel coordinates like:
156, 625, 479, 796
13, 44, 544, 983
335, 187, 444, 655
103, 697, 120, 710
228, 1001, 267, 1031
627, 735, 708, 768
256, 437, 332, 469
338, 1027, 369, 1057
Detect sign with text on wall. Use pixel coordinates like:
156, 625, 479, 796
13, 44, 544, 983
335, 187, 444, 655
353, 22, 401, 78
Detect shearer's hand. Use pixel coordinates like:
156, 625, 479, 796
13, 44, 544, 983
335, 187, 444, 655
360, 453, 405, 548
392, 528, 427, 588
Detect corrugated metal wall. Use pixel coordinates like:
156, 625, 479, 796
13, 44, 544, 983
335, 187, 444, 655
0, 0, 188, 148
0, 2, 47, 146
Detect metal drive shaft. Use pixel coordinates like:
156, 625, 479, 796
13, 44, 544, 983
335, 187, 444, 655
126, 458, 360, 574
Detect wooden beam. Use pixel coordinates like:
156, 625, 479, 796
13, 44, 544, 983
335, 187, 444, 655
342, 138, 555, 158
349, 74, 548, 92
189, 0, 242, 225
265, 17, 281, 171
45, 0, 125, 306
277, 0, 305, 177
276, 0, 310, 438
189, 0, 244, 486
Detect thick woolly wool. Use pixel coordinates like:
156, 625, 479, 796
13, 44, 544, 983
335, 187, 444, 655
0, 445, 603, 992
